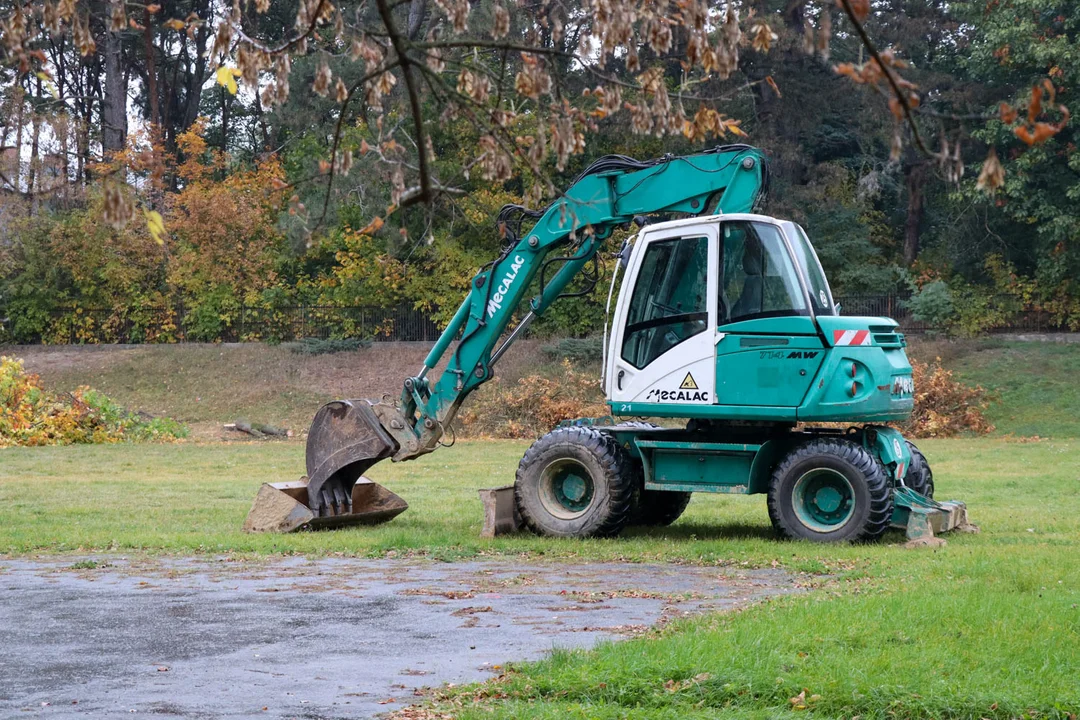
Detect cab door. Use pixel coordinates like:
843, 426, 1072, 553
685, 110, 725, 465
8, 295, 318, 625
713, 220, 824, 412
607, 222, 719, 412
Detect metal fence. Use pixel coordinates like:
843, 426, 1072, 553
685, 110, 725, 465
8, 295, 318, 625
44, 304, 442, 345
17, 294, 1075, 345
834, 294, 1073, 335
227, 305, 443, 343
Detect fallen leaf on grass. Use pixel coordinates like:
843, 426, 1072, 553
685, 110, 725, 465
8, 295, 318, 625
663, 672, 712, 692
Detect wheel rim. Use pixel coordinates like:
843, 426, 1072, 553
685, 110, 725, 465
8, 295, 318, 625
538, 458, 595, 520
791, 468, 856, 532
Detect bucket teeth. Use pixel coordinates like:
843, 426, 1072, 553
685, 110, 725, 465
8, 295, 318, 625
304, 400, 398, 517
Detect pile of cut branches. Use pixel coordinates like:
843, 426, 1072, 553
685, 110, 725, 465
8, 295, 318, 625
898, 359, 994, 438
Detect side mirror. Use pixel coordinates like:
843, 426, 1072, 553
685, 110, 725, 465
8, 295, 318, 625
617, 238, 633, 269
834, 303, 842, 315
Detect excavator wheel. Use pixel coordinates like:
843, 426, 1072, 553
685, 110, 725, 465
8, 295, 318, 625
515, 426, 636, 538
903, 441, 935, 498
767, 438, 893, 543
633, 490, 692, 527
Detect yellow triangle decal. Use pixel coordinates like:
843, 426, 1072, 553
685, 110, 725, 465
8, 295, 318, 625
679, 372, 698, 390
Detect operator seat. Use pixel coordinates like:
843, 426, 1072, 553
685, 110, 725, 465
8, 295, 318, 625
731, 234, 764, 319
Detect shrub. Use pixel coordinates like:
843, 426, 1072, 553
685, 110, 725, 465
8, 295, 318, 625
898, 358, 994, 438
284, 337, 373, 355
0, 356, 187, 446
457, 360, 609, 438
904, 280, 954, 331
541, 337, 605, 364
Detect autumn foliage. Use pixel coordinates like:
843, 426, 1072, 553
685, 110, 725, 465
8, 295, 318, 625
0, 356, 186, 447
897, 359, 994, 439
0, 123, 289, 344
457, 360, 609, 438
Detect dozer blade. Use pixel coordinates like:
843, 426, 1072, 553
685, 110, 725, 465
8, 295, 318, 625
891, 486, 976, 542
243, 476, 408, 533
243, 399, 407, 533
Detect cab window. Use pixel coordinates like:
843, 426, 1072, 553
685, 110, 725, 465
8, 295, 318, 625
621, 235, 709, 369
791, 224, 836, 314
719, 221, 807, 324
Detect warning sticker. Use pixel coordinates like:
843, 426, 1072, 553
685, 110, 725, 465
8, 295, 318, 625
679, 372, 699, 390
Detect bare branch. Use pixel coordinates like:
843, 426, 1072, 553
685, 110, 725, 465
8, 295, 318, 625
316, 57, 403, 229
837, 0, 932, 157
398, 181, 465, 208
231, 0, 331, 56
375, 0, 432, 206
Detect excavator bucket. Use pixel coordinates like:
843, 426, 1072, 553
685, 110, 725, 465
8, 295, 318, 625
243, 400, 407, 533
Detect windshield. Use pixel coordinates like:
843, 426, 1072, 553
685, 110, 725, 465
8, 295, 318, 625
790, 225, 836, 315
720, 221, 808, 324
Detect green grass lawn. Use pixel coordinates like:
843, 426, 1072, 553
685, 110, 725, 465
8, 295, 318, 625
3, 340, 1076, 717
432, 438, 1076, 720
0, 439, 903, 565
2, 438, 1079, 719
930, 340, 1080, 438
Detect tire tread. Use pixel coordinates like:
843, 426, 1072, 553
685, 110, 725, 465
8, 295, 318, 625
767, 437, 893, 542
904, 441, 935, 498
515, 426, 635, 538
602, 422, 692, 527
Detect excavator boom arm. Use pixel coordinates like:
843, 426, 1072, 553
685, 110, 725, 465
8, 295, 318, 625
384, 145, 768, 459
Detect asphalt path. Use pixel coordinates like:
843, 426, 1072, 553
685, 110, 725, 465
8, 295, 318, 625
0, 556, 801, 719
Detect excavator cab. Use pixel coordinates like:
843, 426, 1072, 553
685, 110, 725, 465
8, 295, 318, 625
604, 213, 874, 421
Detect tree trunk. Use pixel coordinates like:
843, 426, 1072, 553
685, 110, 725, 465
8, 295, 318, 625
253, 83, 270, 151
903, 161, 927, 266
144, 8, 159, 127
59, 115, 70, 202
29, 76, 41, 212
102, 0, 127, 154
13, 83, 24, 191
179, 22, 211, 134
78, 67, 92, 185
220, 86, 229, 152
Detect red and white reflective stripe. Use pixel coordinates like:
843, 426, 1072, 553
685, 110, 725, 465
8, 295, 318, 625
833, 329, 872, 346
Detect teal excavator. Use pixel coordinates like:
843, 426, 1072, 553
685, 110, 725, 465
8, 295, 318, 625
244, 145, 970, 543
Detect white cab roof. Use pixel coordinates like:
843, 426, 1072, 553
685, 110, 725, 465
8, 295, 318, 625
639, 213, 786, 235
